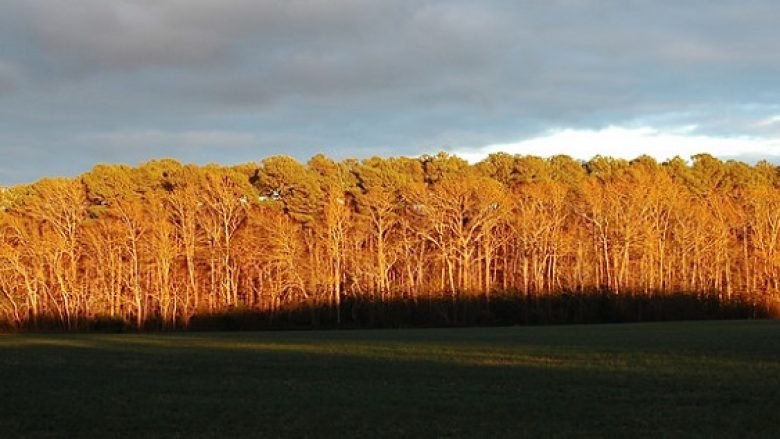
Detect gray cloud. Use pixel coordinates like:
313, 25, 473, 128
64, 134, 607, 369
0, 61, 18, 95
1, 0, 780, 184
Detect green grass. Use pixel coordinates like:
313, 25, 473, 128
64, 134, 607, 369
1, 321, 779, 438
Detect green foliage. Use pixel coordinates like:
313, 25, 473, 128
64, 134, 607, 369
420, 151, 469, 184
257, 155, 323, 223
548, 154, 585, 186
585, 155, 630, 180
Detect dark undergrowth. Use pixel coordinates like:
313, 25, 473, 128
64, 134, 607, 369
2, 291, 774, 333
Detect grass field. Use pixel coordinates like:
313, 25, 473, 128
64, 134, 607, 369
1, 321, 779, 438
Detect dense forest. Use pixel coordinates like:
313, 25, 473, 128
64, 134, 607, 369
0, 152, 778, 330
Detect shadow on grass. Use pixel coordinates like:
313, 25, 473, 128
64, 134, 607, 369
0, 323, 778, 438
3, 320, 778, 374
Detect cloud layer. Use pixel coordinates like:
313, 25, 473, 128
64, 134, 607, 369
1, 1, 780, 183
454, 126, 780, 164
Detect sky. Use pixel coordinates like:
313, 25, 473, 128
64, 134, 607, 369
1, 0, 780, 184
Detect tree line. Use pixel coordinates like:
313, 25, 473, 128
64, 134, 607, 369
0, 152, 777, 330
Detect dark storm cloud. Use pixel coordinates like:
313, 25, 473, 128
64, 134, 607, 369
1, 0, 780, 184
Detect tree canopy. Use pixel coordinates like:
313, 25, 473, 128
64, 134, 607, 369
0, 152, 778, 329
